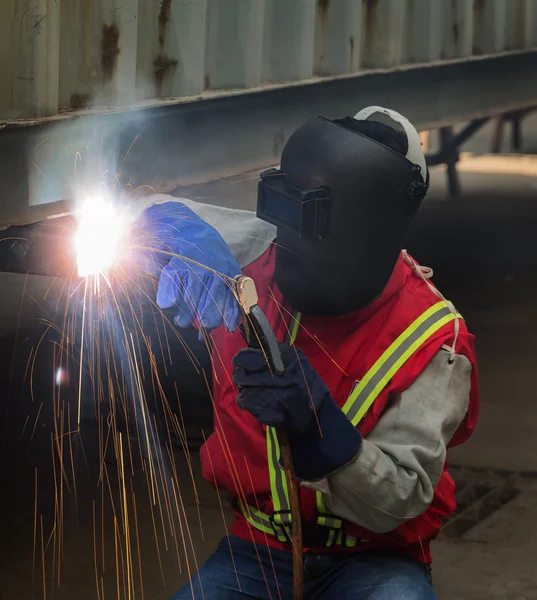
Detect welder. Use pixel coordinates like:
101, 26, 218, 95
133, 106, 479, 599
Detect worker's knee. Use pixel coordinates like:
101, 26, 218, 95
169, 535, 292, 600
326, 552, 438, 600
368, 575, 438, 600
168, 538, 239, 600
377, 557, 437, 600
169, 573, 223, 600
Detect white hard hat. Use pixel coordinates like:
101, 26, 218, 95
353, 106, 427, 183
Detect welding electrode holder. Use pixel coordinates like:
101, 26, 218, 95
233, 275, 304, 600
233, 275, 284, 374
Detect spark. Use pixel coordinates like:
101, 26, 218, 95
40, 515, 47, 600
77, 280, 87, 426
33, 468, 38, 585
55, 368, 64, 386
74, 193, 126, 278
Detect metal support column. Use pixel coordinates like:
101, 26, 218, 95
426, 118, 490, 198
491, 107, 536, 153
440, 127, 461, 198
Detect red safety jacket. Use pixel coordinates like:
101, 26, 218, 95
200, 245, 479, 562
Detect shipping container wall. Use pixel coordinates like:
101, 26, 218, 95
1, 0, 536, 121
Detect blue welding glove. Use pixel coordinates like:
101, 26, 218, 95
133, 201, 242, 333
233, 344, 362, 480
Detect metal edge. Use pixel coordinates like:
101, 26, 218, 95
1, 49, 536, 130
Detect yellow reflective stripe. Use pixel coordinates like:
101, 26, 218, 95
316, 490, 326, 513
289, 312, 302, 346
266, 427, 280, 509
239, 502, 289, 541
342, 301, 447, 415
335, 530, 358, 547
264, 310, 301, 533
241, 498, 356, 546
343, 301, 462, 426
327, 529, 337, 547
316, 491, 328, 526
266, 427, 292, 538
238, 502, 276, 535
316, 491, 342, 528
267, 426, 291, 515
349, 312, 457, 426
272, 527, 289, 542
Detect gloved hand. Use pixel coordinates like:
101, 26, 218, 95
233, 344, 362, 480
132, 201, 241, 333
234, 344, 328, 432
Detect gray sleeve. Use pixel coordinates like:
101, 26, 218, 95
133, 193, 276, 268
301, 349, 472, 534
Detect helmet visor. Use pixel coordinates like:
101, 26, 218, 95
257, 169, 332, 239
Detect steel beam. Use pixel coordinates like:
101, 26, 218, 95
1, 50, 537, 224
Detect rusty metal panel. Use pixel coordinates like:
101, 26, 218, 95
58, 0, 139, 110
261, 0, 316, 83
361, 0, 407, 69
533, 0, 537, 44
205, 0, 264, 89
441, 0, 474, 59
1, 49, 537, 223
505, 0, 534, 50
0, 0, 60, 120
58, 2, 102, 112
473, 0, 507, 55
314, 0, 363, 76
136, 0, 207, 100
1, 0, 537, 123
404, 0, 443, 63
101, 1, 139, 106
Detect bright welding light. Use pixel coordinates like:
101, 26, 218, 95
75, 194, 125, 277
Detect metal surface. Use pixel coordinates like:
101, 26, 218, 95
505, 0, 536, 51
362, 0, 407, 69
2, 49, 537, 225
249, 305, 285, 376
314, 0, 363, 76
1, 1, 537, 223
442, 0, 474, 59
404, 0, 443, 63
1, 0, 536, 122
473, 0, 508, 54
235, 275, 259, 314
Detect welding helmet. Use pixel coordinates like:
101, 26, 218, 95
257, 106, 429, 316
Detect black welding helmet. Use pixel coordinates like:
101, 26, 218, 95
257, 106, 429, 316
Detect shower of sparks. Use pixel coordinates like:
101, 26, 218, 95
17, 175, 324, 600
23, 186, 219, 599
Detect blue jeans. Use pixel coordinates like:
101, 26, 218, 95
171, 536, 438, 599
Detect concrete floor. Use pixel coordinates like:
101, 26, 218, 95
2, 115, 537, 599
